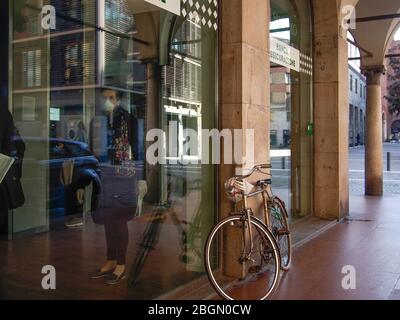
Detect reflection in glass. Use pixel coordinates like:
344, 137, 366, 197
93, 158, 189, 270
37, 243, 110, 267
4, 0, 218, 299
270, 0, 313, 221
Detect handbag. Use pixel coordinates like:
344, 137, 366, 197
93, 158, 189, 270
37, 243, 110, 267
60, 159, 74, 186
4, 160, 25, 210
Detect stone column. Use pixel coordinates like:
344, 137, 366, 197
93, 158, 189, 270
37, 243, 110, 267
362, 65, 385, 196
313, 0, 349, 220
220, 0, 270, 278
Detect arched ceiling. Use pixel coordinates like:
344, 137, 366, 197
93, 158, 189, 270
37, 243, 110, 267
350, 0, 400, 68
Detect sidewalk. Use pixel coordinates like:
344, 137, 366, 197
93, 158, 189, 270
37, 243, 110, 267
271, 195, 400, 300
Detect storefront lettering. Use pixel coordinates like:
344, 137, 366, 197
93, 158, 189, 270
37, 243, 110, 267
276, 42, 289, 55
270, 51, 296, 68
270, 37, 300, 72
41, 5, 56, 30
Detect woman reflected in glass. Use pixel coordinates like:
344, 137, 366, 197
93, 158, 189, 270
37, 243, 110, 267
88, 89, 137, 285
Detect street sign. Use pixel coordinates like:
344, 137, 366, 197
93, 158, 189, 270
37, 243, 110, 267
144, 0, 181, 16
270, 37, 300, 72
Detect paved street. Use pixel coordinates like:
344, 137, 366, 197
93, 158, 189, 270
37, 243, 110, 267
349, 143, 400, 196
271, 143, 400, 196
349, 143, 400, 171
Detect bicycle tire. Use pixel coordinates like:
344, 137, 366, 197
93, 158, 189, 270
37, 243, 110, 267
270, 197, 292, 271
204, 215, 281, 300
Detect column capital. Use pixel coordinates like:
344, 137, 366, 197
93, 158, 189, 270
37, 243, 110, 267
361, 65, 386, 85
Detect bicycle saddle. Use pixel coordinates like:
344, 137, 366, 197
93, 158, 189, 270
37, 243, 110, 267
257, 179, 272, 187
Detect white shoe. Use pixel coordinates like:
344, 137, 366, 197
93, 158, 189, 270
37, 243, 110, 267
65, 217, 84, 228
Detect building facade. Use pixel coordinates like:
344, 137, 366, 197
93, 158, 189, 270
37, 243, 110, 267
348, 64, 367, 147
4, 0, 219, 299
1, 0, 398, 300
383, 40, 400, 141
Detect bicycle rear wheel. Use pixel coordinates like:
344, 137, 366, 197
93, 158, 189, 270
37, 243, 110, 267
270, 197, 292, 270
205, 215, 281, 300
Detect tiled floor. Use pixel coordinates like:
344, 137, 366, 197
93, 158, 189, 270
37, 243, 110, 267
2, 195, 400, 300
0, 206, 201, 300
208, 195, 400, 300
270, 195, 400, 300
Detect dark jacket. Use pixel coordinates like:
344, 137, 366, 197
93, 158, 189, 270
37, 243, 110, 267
0, 107, 14, 223
93, 106, 137, 224
0, 106, 14, 156
0, 107, 25, 211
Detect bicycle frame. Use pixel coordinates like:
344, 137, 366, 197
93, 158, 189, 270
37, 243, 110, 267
238, 182, 274, 264
205, 164, 290, 299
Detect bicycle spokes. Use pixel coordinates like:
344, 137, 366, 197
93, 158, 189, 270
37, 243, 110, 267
205, 216, 280, 300
270, 198, 292, 270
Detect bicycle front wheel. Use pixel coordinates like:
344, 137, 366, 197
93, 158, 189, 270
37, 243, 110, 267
205, 215, 281, 300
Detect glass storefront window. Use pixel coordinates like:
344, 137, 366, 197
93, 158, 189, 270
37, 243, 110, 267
2, 0, 218, 299
270, 0, 314, 221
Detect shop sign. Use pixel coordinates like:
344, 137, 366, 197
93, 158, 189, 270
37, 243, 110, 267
144, 0, 181, 16
270, 37, 300, 72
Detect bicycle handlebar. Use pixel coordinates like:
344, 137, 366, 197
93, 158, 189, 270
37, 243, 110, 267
234, 164, 272, 180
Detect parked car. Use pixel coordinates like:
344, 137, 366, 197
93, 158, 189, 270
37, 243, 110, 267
49, 139, 101, 218
15, 137, 101, 218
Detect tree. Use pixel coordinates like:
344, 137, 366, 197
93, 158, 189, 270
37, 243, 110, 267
385, 55, 400, 116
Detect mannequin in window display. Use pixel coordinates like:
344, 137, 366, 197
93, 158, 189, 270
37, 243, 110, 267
87, 89, 138, 285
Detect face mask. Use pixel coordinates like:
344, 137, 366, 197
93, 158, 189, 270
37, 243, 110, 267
104, 99, 115, 113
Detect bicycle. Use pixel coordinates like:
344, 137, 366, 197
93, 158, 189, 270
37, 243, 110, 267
204, 164, 292, 300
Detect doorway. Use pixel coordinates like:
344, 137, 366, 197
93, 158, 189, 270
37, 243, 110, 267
269, 0, 314, 222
